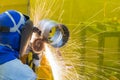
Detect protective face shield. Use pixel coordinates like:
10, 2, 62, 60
0, 10, 33, 57
19, 20, 34, 57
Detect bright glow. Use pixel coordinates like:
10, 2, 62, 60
44, 44, 61, 80
30, 33, 37, 43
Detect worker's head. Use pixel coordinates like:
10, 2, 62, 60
0, 10, 33, 54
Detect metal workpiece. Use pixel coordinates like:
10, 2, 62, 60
37, 19, 69, 48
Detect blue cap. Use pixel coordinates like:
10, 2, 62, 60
0, 10, 27, 51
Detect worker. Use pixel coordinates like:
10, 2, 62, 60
0, 10, 36, 80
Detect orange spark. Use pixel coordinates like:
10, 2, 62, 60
44, 43, 62, 80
